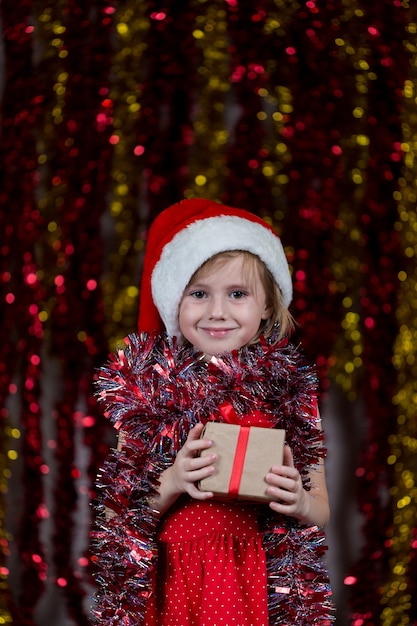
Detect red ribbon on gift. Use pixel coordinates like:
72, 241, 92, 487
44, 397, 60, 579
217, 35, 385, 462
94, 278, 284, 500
216, 402, 270, 497
228, 425, 250, 497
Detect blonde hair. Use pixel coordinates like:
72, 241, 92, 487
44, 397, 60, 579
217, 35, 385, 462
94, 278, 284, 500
188, 250, 295, 343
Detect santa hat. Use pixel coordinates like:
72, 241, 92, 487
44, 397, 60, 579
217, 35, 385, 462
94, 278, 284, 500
138, 198, 292, 337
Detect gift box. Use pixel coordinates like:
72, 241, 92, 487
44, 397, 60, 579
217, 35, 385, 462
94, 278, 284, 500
198, 422, 285, 502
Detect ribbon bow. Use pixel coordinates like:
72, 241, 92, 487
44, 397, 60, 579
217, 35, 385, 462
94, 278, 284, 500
218, 401, 271, 427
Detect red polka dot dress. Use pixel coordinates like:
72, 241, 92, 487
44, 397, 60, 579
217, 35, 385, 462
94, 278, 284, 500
145, 496, 269, 625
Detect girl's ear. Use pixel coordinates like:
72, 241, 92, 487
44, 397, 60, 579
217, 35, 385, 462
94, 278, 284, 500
261, 303, 273, 320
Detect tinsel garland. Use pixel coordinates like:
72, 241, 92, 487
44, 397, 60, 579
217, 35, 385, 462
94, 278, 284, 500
186, 0, 230, 201
382, 7, 417, 625
222, 0, 276, 212
102, 1, 150, 342
138, 0, 198, 221
33, 2, 114, 623
0, 1, 46, 623
91, 332, 333, 625
333, 5, 409, 624
274, 1, 344, 376
0, 1, 114, 624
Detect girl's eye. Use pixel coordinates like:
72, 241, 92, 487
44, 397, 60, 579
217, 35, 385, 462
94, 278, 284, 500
190, 290, 206, 299
230, 290, 247, 299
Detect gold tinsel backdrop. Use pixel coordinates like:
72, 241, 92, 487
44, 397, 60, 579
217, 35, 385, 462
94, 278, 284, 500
1, 1, 416, 625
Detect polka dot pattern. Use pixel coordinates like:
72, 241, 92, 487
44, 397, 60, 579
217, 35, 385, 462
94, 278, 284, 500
147, 497, 269, 625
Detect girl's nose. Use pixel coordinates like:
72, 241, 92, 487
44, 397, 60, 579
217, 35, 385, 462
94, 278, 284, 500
208, 295, 226, 319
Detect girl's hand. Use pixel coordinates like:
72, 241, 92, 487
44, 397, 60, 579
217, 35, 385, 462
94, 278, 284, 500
265, 444, 330, 527
153, 423, 217, 515
170, 422, 217, 500
266, 445, 310, 522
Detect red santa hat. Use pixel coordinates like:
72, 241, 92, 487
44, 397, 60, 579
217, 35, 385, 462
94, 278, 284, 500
138, 198, 293, 337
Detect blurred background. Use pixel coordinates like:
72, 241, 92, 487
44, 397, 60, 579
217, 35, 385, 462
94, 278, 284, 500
1, 1, 416, 624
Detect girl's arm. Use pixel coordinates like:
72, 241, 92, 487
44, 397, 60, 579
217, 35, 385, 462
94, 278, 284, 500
265, 419, 330, 528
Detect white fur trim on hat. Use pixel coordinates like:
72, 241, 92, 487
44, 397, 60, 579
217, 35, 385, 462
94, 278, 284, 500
151, 215, 292, 338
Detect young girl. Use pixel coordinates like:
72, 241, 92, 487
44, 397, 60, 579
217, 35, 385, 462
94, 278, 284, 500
92, 198, 334, 625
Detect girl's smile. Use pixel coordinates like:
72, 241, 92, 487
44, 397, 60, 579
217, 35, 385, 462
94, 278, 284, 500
201, 327, 238, 337
178, 255, 272, 356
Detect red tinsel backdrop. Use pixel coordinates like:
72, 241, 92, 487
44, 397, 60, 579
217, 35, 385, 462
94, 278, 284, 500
1, 1, 416, 625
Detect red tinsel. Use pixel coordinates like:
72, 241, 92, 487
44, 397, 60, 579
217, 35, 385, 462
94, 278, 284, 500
0, 2, 46, 623
91, 332, 333, 625
136, 1, 199, 221
340, 4, 410, 621
0, 1, 114, 623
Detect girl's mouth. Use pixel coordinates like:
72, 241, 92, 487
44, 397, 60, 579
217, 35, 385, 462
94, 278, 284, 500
201, 327, 235, 338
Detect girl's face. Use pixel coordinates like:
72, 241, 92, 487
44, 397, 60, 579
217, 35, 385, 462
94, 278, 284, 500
178, 255, 272, 356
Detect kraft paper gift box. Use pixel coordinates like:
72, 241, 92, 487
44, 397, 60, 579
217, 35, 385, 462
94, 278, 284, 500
198, 422, 286, 502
